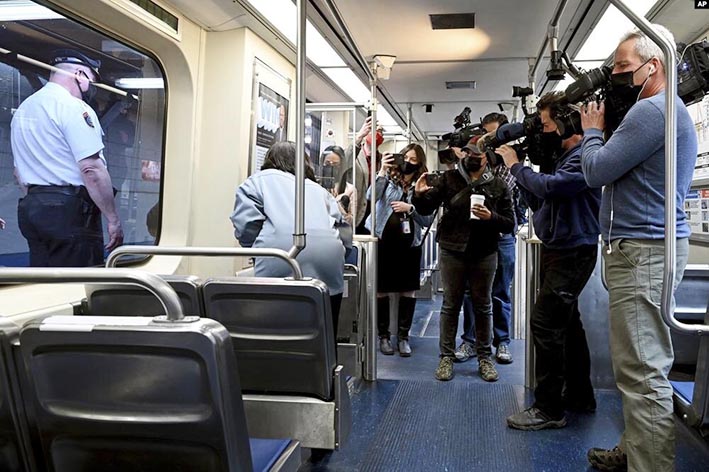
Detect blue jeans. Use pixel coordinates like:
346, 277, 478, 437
344, 246, 358, 266
462, 233, 515, 347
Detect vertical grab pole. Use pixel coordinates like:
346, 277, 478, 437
525, 239, 542, 388
363, 238, 378, 381
407, 103, 413, 145
608, 0, 707, 334
362, 72, 379, 382
290, 0, 307, 259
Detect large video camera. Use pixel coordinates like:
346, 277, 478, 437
476, 116, 540, 167
552, 66, 612, 139
476, 85, 545, 167
554, 40, 709, 138
438, 106, 484, 164
678, 40, 709, 106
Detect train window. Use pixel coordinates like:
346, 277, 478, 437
0, 0, 166, 267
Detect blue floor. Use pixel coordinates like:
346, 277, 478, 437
300, 296, 709, 471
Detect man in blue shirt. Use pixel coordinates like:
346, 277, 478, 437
497, 92, 601, 432
580, 25, 697, 472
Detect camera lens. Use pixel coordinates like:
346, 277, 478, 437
512, 86, 534, 98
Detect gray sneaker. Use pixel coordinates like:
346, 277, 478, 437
435, 357, 454, 381
454, 341, 476, 362
495, 344, 513, 364
379, 337, 394, 355
478, 358, 499, 382
398, 339, 412, 357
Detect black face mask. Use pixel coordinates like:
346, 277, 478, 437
606, 59, 652, 131
540, 131, 563, 158
320, 164, 339, 189
462, 156, 483, 173
75, 76, 97, 104
401, 161, 421, 175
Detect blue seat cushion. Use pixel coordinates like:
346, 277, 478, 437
671, 380, 694, 403
249, 438, 291, 472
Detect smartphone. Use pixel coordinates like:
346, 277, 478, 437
391, 153, 405, 167
425, 171, 445, 187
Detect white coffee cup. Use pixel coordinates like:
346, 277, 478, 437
470, 194, 485, 220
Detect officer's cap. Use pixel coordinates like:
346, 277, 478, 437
51, 49, 101, 80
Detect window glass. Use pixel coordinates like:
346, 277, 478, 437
0, 0, 165, 266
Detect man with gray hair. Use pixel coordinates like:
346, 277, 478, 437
580, 25, 697, 471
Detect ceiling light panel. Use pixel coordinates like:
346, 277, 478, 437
245, 0, 345, 67
575, 0, 656, 61
321, 67, 370, 103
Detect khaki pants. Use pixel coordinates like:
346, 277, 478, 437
604, 238, 689, 472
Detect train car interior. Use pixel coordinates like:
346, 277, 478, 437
1, 0, 709, 470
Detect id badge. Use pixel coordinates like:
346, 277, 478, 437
401, 216, 411, 234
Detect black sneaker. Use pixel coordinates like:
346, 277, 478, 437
587, 446, 627, 471
506, 407, 567, 431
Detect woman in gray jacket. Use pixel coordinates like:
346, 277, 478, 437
230, 141, 349, 330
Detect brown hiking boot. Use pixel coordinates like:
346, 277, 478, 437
435, 357, 454, 381
478, 358, 499, 382
587, 446, 627, 471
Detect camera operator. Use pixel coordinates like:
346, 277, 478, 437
498, 91, 601, 433
412, 141, 514, 383
579, 25, 697, 472
456, 113, 522, 366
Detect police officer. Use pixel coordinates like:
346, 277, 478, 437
11, 49, 123, 267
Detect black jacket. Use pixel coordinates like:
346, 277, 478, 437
412, 166, 514, 257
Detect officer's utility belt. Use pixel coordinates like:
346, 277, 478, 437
27, 184, 89, 199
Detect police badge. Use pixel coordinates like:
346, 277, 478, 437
83, 111, 94, 128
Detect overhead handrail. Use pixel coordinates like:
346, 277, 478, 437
105, 246, 304, 280
0, 47, 139, 101
609, 0, 709, 335
0, 268, 184, 321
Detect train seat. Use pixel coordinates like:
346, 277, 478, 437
17, 315, 301, 472
671, 265, 709, 366
83, 275, 204, 316
337, 264, 361, 343
201, 277, 352, 450
670, 266, 709, 435
0, 320, 33, 472
672, 287, 709, 436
